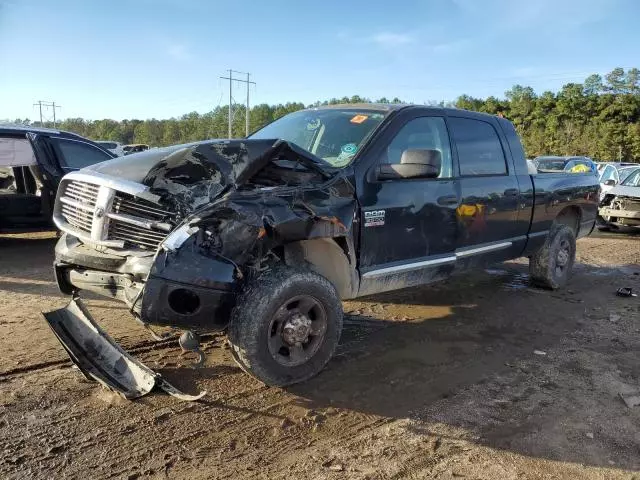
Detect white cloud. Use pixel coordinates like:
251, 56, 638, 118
337, 31, 417, 48
430, 39, 469, 54
370, 32, 416, 47
167, 44, 192, 61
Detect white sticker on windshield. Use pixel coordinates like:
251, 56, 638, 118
328, 143, 358, 167
306, 118, 321, 130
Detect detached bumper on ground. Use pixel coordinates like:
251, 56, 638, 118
43, 297, 206, 401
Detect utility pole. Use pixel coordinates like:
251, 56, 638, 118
245, 73, 251, 136
52, 101, 59, 127
220, 70, 256, 138
33, 100, 61, 127
36, 101, 43, 125
618, 145, 623, 161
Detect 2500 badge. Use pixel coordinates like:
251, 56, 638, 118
364, 210, 385, 227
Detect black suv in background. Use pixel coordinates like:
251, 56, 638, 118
0, 125, 115, 233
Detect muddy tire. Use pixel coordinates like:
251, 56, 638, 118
529, 224, 576, 290
228, 265, 343, 387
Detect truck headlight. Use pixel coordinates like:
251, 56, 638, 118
162, 224, 199, 251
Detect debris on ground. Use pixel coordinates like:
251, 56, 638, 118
609, 313, 621, 323
533, 350, 547, 356
616, 287, 637, 297
619, 392, 640, 408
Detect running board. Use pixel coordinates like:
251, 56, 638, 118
43, 298, 206, 401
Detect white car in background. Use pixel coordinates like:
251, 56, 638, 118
598, 167, 640, 230
96, 141, 125, 157
599, 163, 639, 199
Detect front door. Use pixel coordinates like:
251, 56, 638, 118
356, 115, 460, 296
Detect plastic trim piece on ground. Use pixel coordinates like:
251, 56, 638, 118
43, 297, 206, 401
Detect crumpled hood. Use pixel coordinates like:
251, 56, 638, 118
85, 138, 337, 215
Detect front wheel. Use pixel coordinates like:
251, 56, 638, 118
529, 224, 576, 290
228, 265, 343, 387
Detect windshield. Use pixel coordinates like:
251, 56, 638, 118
249, 109, 386, 167
621, 168, 640, 186
535, 157, 567, 171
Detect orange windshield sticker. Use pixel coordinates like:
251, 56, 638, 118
350, 115, 368, 124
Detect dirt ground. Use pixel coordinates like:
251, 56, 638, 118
0, 230, 639, 480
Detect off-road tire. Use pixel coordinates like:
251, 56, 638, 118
228, 265, 343, 387
529, 224, 576, 290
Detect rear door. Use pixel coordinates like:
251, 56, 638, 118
26, 133, 65, 186
356, 111, 460, 296
0, 134, 59, 231
447, 115, 523, 267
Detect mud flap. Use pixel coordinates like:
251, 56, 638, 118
43, 298, 206, 401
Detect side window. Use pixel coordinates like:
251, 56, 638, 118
53, 139, 113, 170
600, 165, 614, 182
381, 117, 453, 178
449, 117, 507, 176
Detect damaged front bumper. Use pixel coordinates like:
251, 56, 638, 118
54, 233, 238, 331
49, 232, 241, 399
599, 206, 640, 227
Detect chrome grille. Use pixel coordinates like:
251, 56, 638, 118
112, 194, 170, 221
108, 222, 170, 249
55, 177, 174, 251
109, 192, 173, 249
59, 181, 99, 235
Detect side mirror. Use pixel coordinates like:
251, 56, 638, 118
603, 179, 616, 186
376, 149, 441, 180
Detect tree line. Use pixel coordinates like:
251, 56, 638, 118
9, 68, 640, 162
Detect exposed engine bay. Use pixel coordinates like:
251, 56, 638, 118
600, 191, 640, 228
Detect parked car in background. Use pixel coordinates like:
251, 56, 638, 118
0, 125, 115, 233
123, 143, 149, 155
96, 141, 125, 156
599, 167, 640, 230
534, 155, 597, 174
599, 163, 640, 199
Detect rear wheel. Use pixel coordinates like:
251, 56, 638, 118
529, 224, 576, 290
228, 265, 343, 387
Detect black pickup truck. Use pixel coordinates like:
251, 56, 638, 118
46, 104, 599, 398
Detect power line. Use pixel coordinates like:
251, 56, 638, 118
33, 100, 61, 127
220, 70, 256, 138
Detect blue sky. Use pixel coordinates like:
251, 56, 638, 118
1, 0, 639, 121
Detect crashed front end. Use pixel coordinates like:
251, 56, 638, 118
46, 139, 357, 398
599, 187, 640, 229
